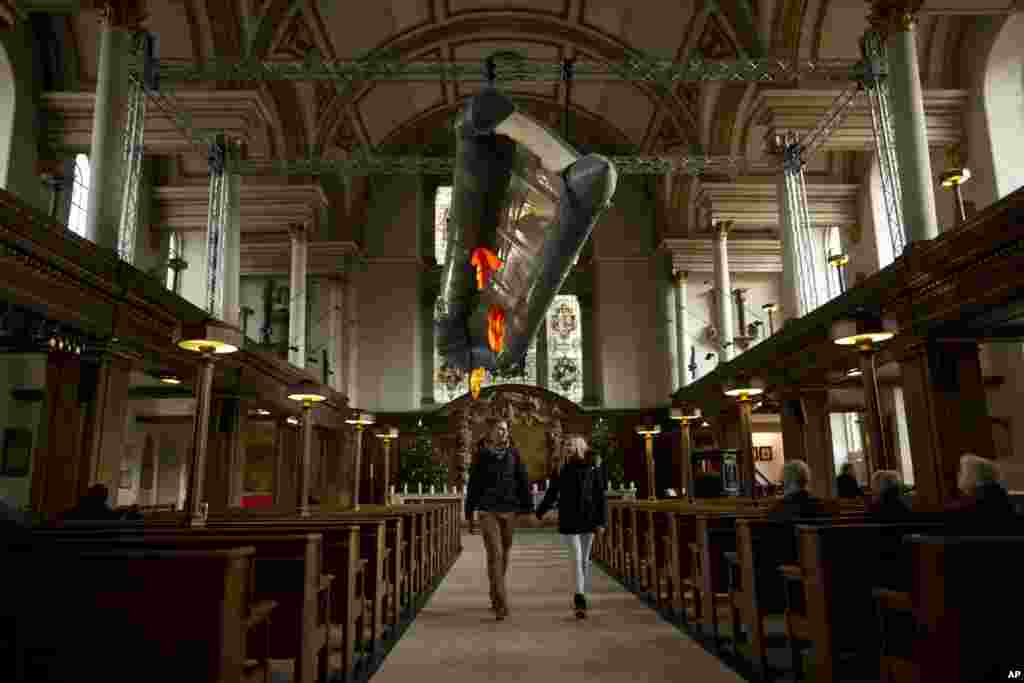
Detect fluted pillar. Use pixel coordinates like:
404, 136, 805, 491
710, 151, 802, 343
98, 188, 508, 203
326, 274, 348, 394
84, 4, 142, 252
712, 221, 735, 360
672, 270, 690, 387
288, 223, 309, 368
869, 1, 938, 245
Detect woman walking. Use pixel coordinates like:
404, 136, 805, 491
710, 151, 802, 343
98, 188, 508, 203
535, 437, 608, 618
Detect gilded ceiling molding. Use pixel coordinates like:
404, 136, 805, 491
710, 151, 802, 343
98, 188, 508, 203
40, 90, 273, 155
751, 88, 968, 150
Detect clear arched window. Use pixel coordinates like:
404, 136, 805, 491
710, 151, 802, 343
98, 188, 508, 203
165, 232, 180, 290
547, 294, 583, 403
68, 154, 90, 237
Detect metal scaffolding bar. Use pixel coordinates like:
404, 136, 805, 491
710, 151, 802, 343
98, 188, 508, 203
116, 58, 146, 264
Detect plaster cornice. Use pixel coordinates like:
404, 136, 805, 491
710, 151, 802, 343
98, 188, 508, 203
40, 90, 274, 154
752, 89, 968, 151
696, 181, 859, 228
154, 183, 327, 233
660, 238, 783, 273
240, 239, 358, 277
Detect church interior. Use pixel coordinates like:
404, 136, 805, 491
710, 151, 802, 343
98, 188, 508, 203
2, 0, 1024, 681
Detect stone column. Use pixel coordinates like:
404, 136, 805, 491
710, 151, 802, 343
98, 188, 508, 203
869, 1, 939, 245
84, 3, 141, 251
672, 270, 690, 388
800, 388, 835, 499
288, 223, 309, 368
222, 168, 241, 325
773, 157, 803, 324
712, 221, 735, 360
859, 351, 889, 478
899, 340, 993, 510
326, 275, 347, 395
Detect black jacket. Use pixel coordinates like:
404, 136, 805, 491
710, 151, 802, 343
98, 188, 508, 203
867, 491, 912, 520
767, 490, 829, 522
836, 473, 863, 498
536, 461, 608, 535
465, 440, 532, 519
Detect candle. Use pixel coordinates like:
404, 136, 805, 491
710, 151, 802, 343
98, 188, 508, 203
389, 485, 395, 496
403, 484, 408, 494
429, 485, 435, 495
545, 478, 549, 489
418, 482, 422, 495
607, 481, 612, 492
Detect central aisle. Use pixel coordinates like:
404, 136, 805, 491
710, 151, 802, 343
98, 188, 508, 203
372, 529, 745, 683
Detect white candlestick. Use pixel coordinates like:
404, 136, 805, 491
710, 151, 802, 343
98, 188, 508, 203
403, 484, 408, 494
607, 481, 612, 492
418, 482, 422, 495
389, 485, 395, 496
429, 485, 435, 495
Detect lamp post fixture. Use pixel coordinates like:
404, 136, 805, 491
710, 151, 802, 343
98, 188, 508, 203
635, 423, 662, 501
670, 406, 701, 502
287, 380, 328, 517
345, 410, 375, 511
175, 319, 242, 526
375, 427, 400, 506
762, 303, 777, 336
831, 311, 896, 476
827, 253, 849, 294
724, 377, 764, 498
939, 145, 972, 227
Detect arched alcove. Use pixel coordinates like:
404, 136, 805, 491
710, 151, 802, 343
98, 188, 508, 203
984, 13, 1024, 199
0, 41, 16, 189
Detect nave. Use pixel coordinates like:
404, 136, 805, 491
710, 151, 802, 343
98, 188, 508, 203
371, 529, 744, 683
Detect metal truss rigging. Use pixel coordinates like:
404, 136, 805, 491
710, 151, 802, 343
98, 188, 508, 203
144, 55, 862, 86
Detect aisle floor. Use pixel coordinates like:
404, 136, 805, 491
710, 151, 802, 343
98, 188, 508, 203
371, 529, 745, 683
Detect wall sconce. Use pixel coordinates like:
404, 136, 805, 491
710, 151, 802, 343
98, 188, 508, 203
939, 144, 972, 226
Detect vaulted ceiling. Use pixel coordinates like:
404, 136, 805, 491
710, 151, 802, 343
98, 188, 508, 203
58, 0, 1004, 236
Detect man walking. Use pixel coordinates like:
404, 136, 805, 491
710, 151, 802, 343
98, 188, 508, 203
465, 419, 533, 620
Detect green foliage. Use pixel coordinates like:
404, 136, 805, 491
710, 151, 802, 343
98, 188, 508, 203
590, 418, 624, 488
397, 422, 449, 491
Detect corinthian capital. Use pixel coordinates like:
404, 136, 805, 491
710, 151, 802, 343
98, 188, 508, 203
866, 0, 924, 35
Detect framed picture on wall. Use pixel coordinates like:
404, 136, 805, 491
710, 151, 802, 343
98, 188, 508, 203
1, 428, 32, 477
757, 446, 773, 462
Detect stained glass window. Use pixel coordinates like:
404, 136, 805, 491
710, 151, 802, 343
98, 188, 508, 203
547, 294, 583, 403
68, 154, 90, 237
435, 185, 452, 265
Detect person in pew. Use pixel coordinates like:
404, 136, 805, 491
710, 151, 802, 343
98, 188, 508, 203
835, 462, 864, 498
766, 461, 829, 522
62, 484, 123, 521
535, 440, 607, 619
866, 470, 911, 519
465, 418, 533, 620
945, 453, 1016, 525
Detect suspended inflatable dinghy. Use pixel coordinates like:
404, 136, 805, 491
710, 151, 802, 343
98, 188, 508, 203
435, 88, 618, 397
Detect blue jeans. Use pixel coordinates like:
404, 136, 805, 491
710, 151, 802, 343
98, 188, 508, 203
563, 532, 594, 595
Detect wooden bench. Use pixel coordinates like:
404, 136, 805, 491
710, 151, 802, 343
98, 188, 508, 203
875, 534, 1024, 683
34, 530, 336, 683
12, 545, 263, 683
779, 522, 945, 683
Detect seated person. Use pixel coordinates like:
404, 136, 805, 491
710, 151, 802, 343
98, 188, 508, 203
945, 454, 1016, 528
866, 470, 911, 519
835, 462, 864, 498
63, 484, 122, 521
767, 461, 829, 522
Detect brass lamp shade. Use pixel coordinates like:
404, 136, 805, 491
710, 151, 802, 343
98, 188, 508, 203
670, 406, 701, 421
635, 423, 661, 436
827, 253, 849, 268
831, 313, 895, 349
158, 374, 181, 385
724, 376, 765, 400
376, 427, 399, 439
847, 367, 863, 378
286, 416, 300, 426
288, 380, 328, 406
346, 411, 376, 427
176, 319, 243, 354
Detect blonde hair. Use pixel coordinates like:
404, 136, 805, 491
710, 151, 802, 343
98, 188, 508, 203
957, 453, 1003, 494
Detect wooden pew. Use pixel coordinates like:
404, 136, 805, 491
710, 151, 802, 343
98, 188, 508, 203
779, 522, 945, 683
12, 545, 262, 683
875, 534, 1024, 683
33, 531, 332, 683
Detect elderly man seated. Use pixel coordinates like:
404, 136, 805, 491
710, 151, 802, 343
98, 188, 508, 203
945, 454, 1015, 526
767, 460, 829, 522
866, 470, 911, 519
